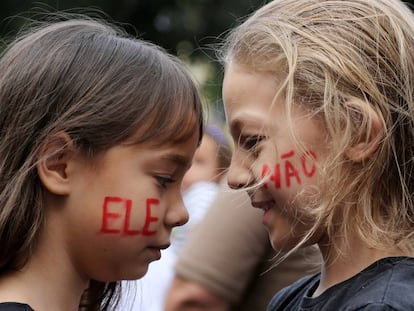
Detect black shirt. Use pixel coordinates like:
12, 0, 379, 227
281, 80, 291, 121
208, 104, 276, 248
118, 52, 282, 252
267, 257, 414, 310
0, 303, 34, 311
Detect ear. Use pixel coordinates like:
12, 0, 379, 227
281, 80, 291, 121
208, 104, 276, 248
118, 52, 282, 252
344, 98, 383, 162
37, 132, 74, 195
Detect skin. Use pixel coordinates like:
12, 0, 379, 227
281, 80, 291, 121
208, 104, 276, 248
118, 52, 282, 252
0, 129, 199, 311
165, 276, 228, 311
181, 134, 220, 191
222, 62, 406, 297
223, 63, 328, 252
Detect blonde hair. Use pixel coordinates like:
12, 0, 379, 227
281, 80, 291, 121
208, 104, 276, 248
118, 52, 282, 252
221, 0, 414, 256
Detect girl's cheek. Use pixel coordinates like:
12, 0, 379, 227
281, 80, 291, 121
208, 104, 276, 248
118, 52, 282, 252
259, 149, 318, 191
98, 196, 161, 236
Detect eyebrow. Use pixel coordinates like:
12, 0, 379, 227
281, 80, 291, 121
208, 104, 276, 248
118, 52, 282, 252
160, 153, 192, 170
229, 115, 267, 138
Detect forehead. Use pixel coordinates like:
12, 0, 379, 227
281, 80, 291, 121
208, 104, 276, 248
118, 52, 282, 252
223, 63, 281, 135
140, 130, 200, 169
223, 63, 329, 154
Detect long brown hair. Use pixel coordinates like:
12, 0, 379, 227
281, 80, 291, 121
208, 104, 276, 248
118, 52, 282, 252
0, 17, 204, 310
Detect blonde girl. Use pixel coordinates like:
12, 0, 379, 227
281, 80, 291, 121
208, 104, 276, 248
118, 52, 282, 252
0, 18, 203, 310
221, 0, 414, 309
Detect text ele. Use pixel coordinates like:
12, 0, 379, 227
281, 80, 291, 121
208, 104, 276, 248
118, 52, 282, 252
100, 196, 159, 236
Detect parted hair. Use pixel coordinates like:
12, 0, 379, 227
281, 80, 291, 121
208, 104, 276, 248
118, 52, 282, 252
0, 17, 204, 310
221, 0, 414, 256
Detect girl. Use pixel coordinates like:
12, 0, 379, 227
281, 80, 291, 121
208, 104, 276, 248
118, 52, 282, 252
221, 0, 414, 310
124, 122, 231, 311
0, 17, 204, 310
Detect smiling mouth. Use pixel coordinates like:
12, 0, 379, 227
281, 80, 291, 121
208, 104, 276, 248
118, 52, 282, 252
251, 200, 275, 212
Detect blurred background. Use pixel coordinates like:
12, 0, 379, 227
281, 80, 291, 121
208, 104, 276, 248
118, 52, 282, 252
0, 0, 271, 119
1, 0, 414, 119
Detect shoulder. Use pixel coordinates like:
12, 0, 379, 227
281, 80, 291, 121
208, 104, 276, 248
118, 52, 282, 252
0, 303, 34, 311
308, 257, 414, 311
356, 257, 414, 309
268, 257, 414, 311
324, 257, 414, 310
267, 273, 319, 311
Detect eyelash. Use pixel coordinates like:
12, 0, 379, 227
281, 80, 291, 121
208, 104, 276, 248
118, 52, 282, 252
155, 176, 175, 188
240, 135, 265, 151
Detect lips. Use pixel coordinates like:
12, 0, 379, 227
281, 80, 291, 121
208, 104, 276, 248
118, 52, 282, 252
147, 243, 170, 254
250, 199, 275, 227
151, 243, 170, 250
251, 200, 275, 212
147, 244, 170, 261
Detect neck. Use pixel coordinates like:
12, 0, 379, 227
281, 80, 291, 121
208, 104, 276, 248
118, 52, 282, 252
314, 234, 410, 297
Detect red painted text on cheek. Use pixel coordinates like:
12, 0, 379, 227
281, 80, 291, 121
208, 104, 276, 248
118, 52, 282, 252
261, 150, 317, 189
100, 196, 159, 236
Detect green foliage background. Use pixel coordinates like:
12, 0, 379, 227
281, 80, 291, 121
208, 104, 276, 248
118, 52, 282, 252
0, 0, 270, 119
1, 0, 414, 119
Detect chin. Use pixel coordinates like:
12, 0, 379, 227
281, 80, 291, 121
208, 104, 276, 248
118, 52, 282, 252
122, 266, 149, 281
269, 232, 302, 253
99, 265, 150, 282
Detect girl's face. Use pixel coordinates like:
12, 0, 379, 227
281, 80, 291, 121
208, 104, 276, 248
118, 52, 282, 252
58, 130, 199, 282
223, 63, 328, 251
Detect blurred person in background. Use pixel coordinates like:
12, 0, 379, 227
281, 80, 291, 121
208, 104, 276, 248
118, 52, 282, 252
164, 182, 321, 311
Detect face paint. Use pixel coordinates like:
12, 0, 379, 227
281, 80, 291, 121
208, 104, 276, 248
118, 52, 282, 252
261, 150, 317, 189
100, 196, 159, 236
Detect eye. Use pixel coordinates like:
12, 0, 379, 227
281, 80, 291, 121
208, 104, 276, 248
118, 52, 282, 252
155, 176, 176, 188
240, 135, 265, 151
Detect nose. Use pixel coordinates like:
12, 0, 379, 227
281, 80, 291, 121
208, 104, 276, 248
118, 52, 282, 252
165, 191, 189, 228
227, 151, 253, 190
